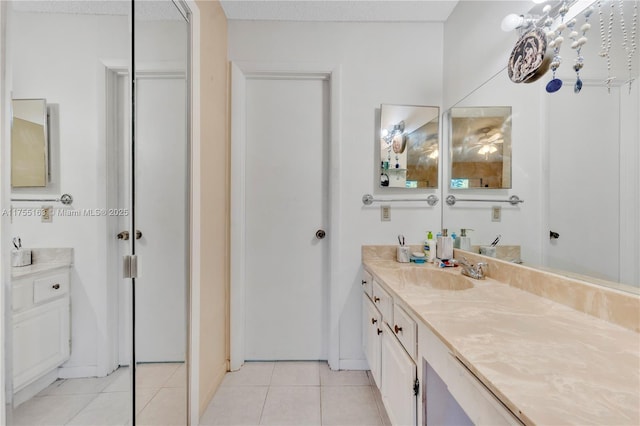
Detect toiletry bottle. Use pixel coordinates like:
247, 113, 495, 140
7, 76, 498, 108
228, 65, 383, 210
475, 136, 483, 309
451, 231, 457, 248
423, 232, 430, 257
458, 228, 473, 251
427, 232, 436, 263
436, 229, 453, 260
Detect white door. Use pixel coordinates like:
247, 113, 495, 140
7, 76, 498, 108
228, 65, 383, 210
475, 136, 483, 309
546, 86, 620, 282
244, 76, 329, 360
116, 75, 187, 363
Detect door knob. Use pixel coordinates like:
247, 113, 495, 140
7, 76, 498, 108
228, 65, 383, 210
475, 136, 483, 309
135, 230, 143, 240
550, 231, 560, 239
315, 229, 326, 239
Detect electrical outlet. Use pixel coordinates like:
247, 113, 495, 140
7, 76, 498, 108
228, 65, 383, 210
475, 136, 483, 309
42, 205, 53, 223
491, 206, 501, 222
381, 205, 391, 222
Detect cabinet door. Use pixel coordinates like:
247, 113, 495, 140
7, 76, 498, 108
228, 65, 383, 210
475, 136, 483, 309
13, 297, 70, 390
362, 293, 382, 388
382, 324, 417, 426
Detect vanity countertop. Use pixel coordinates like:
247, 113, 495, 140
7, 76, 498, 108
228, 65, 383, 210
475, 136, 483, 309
11, 248, 73, 279
363, 255, 640, 425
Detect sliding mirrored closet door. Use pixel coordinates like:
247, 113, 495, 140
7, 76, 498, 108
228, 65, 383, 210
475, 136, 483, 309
3, 1, 190, 424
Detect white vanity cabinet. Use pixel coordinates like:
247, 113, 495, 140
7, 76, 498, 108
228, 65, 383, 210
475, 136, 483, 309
12, 267, 71, 394
362, 273, 418, 426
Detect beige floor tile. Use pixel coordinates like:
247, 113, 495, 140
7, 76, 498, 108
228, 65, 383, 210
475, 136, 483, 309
136, 387, 186, 426
222, 362, 275, 387
270, 361, 320, 386
66, 392, 131, 426
163, 363, 186, 388
135, 363, 181, 389
135, 388, 160, 414
260, 386, 321, 425
11, 394, 98, 426
321, 386, 382, 426
319, 363, 371, 386
200, 386, 268, 425
38, 375, 116, 396
103, 367, 131, 393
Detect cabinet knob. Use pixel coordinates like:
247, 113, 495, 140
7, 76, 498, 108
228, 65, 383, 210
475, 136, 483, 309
394, 324, 403, 334
361, 280, 367, 285
373, 296, 380, 303
371, 318, 377, 325
377, 328, 382, 335
52, 283, 60, 290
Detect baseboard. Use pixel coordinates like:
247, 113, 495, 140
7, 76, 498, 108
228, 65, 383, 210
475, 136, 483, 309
339, 359, 368, 370
57, 365, 98, 379
13, 369, 58, 407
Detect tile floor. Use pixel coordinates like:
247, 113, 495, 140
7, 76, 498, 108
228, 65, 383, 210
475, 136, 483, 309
10, 363, 186, 426
200, 361, 391, 426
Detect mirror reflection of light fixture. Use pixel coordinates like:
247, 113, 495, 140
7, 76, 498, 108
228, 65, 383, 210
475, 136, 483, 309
382, 121, 405, 144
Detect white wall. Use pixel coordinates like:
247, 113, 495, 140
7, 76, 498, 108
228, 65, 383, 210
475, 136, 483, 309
228, 21, 444, 366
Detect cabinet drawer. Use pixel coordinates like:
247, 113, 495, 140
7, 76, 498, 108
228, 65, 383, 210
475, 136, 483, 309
392, 304, 417, 361
372, 280, 393, 324
33, 272, 69, 304
361, 270, 373, 298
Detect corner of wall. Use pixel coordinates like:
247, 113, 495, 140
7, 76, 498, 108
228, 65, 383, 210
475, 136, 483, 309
195, 0, 230, 416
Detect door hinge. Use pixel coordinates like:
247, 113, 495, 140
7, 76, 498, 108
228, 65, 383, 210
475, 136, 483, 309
413, 378, 419, 396
123, 255, 139, 279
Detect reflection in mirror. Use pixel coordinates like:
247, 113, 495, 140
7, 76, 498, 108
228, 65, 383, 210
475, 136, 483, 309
449, 106, 512, 189
380, 104, 439, 188
11, 99, 48, 187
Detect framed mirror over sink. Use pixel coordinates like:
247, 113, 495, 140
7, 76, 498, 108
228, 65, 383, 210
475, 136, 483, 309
379, 104, 440, 189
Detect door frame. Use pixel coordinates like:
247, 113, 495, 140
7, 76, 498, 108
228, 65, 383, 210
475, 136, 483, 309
230, 62, 342, 371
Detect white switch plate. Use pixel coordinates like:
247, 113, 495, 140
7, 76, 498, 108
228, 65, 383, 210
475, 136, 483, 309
381, 205, 391, 221
491, 206, 501, 222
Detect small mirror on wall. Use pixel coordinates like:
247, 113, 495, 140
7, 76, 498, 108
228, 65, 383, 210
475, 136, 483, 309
380, 104, 440, 189
449, 106, 512, 189
11, 98, 49, 188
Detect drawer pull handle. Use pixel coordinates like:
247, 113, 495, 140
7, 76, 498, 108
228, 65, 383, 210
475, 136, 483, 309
361, 280, 367, 285
373, 296, 380, 303
394, 325, 403, 334
377, 328, 382, 335
52, 283, 60, 290
371, 318, 377, 325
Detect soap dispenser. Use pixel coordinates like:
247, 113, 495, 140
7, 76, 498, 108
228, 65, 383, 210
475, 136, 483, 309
458, 228, 473, 251
426, 231, 436, 262
436, 229, 453, 260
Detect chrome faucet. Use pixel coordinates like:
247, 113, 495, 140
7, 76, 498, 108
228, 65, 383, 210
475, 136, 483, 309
458, 257, 488, 280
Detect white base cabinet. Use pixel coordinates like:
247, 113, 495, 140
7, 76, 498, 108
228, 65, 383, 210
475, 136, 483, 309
12, 267, 71, 400
362, 277, 417, 426
381, 324, 417, 426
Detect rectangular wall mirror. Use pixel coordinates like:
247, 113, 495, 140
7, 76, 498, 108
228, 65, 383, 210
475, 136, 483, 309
379, 104, 439, 188
11, 98, 48, 188
449, 106, 512, 189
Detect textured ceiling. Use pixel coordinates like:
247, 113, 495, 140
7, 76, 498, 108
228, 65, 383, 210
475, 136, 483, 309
219, 0, 459, 22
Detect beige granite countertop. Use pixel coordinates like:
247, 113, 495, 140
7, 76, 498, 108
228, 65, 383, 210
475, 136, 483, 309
363, 249, 640, 425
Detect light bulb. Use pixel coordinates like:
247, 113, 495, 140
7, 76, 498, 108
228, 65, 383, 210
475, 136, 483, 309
381, 129, 389, 138
501, 14, 524, 32
532, 0, 547, 4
